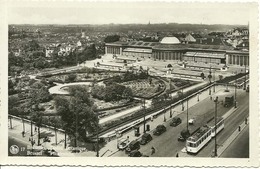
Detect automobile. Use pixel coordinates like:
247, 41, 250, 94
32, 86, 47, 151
188, 118, 195, 125
86, 137, 105, 143
140, 133, 153, 145
125, 140, 140, 153
117, 138, 130, 150
128, 150, 142, 157
170, 117, 182, 127
177, 135, 186, 142
153, 125, 166, 136
178, 129, 190, 142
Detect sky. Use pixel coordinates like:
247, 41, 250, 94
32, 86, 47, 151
7, 2, 252, 25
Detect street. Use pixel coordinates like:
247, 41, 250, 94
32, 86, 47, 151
220, 125, 249, 158
112, 87, 249, 157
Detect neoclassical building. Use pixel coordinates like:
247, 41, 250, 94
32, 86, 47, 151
105, 37, 249, 67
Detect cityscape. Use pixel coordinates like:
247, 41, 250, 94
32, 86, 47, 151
8, 3, 250, 158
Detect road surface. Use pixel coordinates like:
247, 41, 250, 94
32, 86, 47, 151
112, 88, 248, 157
220, 125, 249, 158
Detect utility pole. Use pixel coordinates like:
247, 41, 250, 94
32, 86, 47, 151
96, 124, 99, 157
181, 88, 184, 111
64, 131, 67, 149
244, 64, 247, 90
186, 99, 189, 132
213, 70, 216, 93
235, 72, 237, 108
75, 110, 78, 148
169, 78, 173, 118
209, 66, 212, 95
143, 98, 146, 133
214, 96, 218, 157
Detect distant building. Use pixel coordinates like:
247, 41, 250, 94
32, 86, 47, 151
105, 36, 249, 67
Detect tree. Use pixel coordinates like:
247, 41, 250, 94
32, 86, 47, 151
55, 86, 98, 145
29, 81, 51, 104
122, 87, 133, 101
104, 35, 120, 43
8, 95, 21, 121
30, 111, 44, 145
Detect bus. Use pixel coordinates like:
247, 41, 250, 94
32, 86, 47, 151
186, 117, 224, 154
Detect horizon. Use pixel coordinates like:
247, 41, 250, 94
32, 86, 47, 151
7, 2, 251, 25
9, 23, 248, 26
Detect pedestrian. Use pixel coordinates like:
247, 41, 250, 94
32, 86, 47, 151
176, 153, 179, 157
151, 146, 155, 155
22, 131, 25, 137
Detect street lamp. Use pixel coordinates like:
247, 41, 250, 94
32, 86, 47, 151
96, 124, 99, 157
170, 104, 173, 118
234, 71, 237, 108
213, 70, 216, 93
209, 66, 212, 95
186, 99, 189, 132
214, 96, 218, 157
181, 88, 184, 111
243, 64, 247, 90
197, 93, 200, 102
143, 98, 146, 133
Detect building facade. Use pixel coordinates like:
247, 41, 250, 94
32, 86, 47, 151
105, 37, 249, 66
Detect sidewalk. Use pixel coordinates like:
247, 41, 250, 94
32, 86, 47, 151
217, 119, 249, 157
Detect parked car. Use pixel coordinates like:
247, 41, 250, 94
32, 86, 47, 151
125, 140, 140, 153
170, 117, 182, 127
140, 133, 152, 145
188, 118, 195, 125
86, 137, 105, 143
153, 125, 166, 136
117, 138, 130, 150
128, 150, 142, 157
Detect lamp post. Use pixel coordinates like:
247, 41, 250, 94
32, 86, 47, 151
169, 78, 173, 118
214, 96, 218, 157
170, 104, 173, 118
96, 124, 99, 157
209, 66, 212, 95
143, 98, 146, 134
181, 88, 184, 111
234, 71, 237, 108
213, 70, 216, 93
197, 93, 200, 102
243, 64, 247, 90
186, 99, 189, 132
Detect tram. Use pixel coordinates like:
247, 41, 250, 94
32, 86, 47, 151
186, 117, 224, 154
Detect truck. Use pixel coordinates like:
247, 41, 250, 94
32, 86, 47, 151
224, 95, 234, 107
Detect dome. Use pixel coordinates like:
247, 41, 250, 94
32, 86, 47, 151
160, 37, 181, 44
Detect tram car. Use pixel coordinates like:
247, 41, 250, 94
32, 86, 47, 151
186, 117, 224, 154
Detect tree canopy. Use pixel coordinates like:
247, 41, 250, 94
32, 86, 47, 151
104, 35, 120, 43
55, 85, 98, 142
